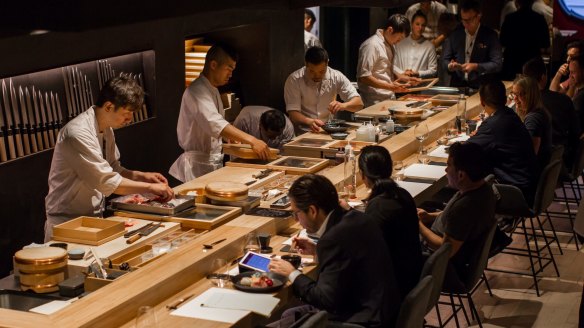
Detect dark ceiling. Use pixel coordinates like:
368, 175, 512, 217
0, 0, 417, 32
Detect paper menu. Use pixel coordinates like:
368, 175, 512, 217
403, 164, 446, 181
397, 180, 432, 198
171, 288, 280, 323
428, 145, 449, 159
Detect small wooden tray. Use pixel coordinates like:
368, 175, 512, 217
267, 156, 330, 175
168, 204, 242, 230
403, 77, 438, 92
52, 217, 125, 245
223, 144, 279, 160
430, 94, 460, 106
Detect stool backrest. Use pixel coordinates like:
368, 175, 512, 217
420, 242, 451, 314
533, 159, 562, 215
395, 276, 433, 328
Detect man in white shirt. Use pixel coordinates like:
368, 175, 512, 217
304, 8, 322, 52
45, 77, 174, 242
170, 44, 271, 182
285, 47, 363, 133
357, 14, 420, 107
233, 106, 295, 150
405, 1, 447, 42
394, 10, 438, 78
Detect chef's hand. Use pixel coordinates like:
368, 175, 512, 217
461, 63, 478, 73
406, 76, 422, 86
404, 69, 420, 78
250, 138, 271, 161
328, 100, 344, 114
388, 82, 410, 93
269, 258, 295, 278
148, 183, 174, 202
293, 237, 316, 256
310, 119, 325, 133
448, 60, 461, 72
140, 172, 168, 185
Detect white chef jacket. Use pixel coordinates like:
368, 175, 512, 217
357, 29, 396, 107
284, 66, 360, 133
304, 30, 322, 52
405, 1, 447, 40
170, 74, 229, 182
233, 106, 295, 150
394, 35, 438, 78
44, 107, 124, 242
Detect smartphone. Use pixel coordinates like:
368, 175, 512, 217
270, 195, 291, 209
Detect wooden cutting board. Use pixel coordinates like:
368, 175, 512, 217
223, 143, 279, 160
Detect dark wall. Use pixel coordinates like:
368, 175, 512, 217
0, 7, 303, 277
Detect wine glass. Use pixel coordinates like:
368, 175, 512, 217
135, 306, 158, 328
414, 123, 429, 153
243, 233, 260, 254
210, 258, 229, 288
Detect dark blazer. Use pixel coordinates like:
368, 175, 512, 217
442, 24, 502, 88
292, 208, 400, 327
468, 106, 538, 204
365, 187, 424, 301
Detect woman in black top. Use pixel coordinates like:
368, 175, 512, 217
351, 145, 423, 300
512, 76, 553, 173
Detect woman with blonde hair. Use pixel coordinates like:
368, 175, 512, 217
512, 75, 552, 172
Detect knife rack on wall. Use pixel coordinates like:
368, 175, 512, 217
0, 50, 156, 164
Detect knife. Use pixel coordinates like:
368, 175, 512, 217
50, 92, 61, 135
38, 91, 54, 148
123, 222, 154, 238
87, 80, 94, 105
44, 92, 55, 147
138, 73, 149, 120
62, 68, 74, 120
126, 222, 163, 244
25, 87, 41, 153
19, 86, 34, 154
34, 88, 49, 150
83, 76, 91, 109
77, 68, 87, 111
70, 67, 80, 117
96, 60, 103, 89
1, 80, 16, 159
0, 101, 7, 162
8, 79, 24, 157
55, 93, 64, 130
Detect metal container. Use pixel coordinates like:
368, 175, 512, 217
110, 194, 195, 215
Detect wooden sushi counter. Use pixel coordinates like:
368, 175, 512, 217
0, 85, 506, 327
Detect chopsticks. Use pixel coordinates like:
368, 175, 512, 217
290, 230, 301, 251
166, 293, 195, 310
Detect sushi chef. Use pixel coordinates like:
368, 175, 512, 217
44, 76, 174, 242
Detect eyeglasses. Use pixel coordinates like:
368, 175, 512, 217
508, 92, 524, 100
461, 14, 478, 24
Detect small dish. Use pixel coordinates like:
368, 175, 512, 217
330, 132, 348, 140
322, 124, 349, 134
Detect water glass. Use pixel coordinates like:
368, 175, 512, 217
210, 258, 229, 288
135, 306, 157, 328
243, 232, 260, 254
152, 240, 171, 256
418, 150, 430, 165
392, 161, 405, 181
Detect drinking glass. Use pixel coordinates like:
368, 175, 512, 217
414, 123, 429, 153
135, 306, 158, 328
210, 258, 229, 288
417, 149, 430, 164
392, 161, 405, 181
243, 232, 260, 254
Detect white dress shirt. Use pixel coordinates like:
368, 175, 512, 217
357, 29, 396, 107
405, 1, 448, 40
285, 66, 359, 133
304, 30, 323, 52
394, 35, 438, 78
45, 107, 124, 241
170, 75, 229, 182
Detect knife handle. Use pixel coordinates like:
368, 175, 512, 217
0, 136, 7, 162
126, 234, 141, 244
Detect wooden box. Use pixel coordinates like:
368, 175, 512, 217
223, 143, 279, 160
84, 269, 129, 292
225, 157, 272, 170
283, 138, 336, 158
168, 204, 242, 230
267, 156, 330, 175
52, 217, 125, 245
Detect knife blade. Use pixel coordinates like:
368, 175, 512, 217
62, 68, 74, 120
38, 91, 53, 148
126, 222, 163, 244
44, 92, 55, 147
0, 101, 8, 162
9, 79, 24, 157
55, 93, 64, 129
69, 67, 79, 117
87, 80, 94, 105
50, 92, 61, 135
1, 80, 16, 159
34, 88, 49, 150
83, 76, 91, 110
18, 86, 33, 154
123, 222, 154, 238
25, 87, 42, 152
76, 68, 85, 111
138, 73, 149, 120
96, 60, 103, 90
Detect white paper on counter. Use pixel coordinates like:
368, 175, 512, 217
200, 288, 280, 317
403, 164, 446, 181
170, 288, 249, 323
397, 180, 433, 198
428, 145, 449, 159
282, 229, 308, 245
29, 299, 76, 315
448, 134, 470, 145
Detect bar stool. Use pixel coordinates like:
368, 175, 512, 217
487, 159, 563, 297
396, 276, 433, 328
419, 243, 451, 327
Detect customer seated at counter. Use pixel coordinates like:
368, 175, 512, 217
467, 77, 537, 206
284, 46, 363, 134
233, 106, 295, 151
340, 145, 423, 301
44, 77, 174, 242
417, 142, 496, 288
269, 174, 400, 327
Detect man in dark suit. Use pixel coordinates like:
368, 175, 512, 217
269, 174, 400, 327
468, 78, 538, 205
442, 0, 502, 89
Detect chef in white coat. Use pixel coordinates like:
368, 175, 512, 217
170, 43, 271, 182
45, 77, 174, 242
